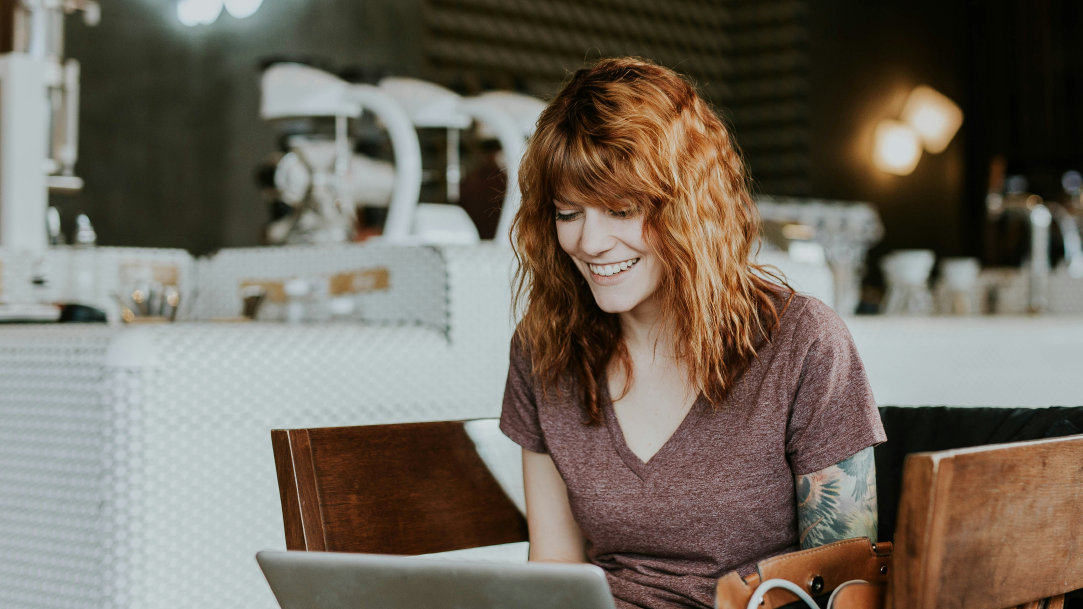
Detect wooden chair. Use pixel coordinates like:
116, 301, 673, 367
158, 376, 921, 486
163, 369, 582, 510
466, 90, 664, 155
271, 419, 528, 555
889, 434, 1083, 609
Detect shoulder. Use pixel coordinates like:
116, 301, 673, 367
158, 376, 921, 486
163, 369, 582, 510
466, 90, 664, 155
506, 328, 573, 394
775, 291, 847, 340
785, 291, 838, 323
757, 281, 833, 323
508, 324, 541, 366
505, 328, 537, 388
509, 327, 528, 359
768, 292, 865, 375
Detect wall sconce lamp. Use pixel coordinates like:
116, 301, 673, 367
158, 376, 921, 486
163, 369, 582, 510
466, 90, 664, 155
177, 0, 263, 27
873, 119, 922, 176
873, 85, 963, 175
901, 85, 964, 154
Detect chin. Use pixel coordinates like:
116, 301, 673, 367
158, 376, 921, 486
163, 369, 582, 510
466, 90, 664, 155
594, 302, 628, 314
590, 295, 636, 314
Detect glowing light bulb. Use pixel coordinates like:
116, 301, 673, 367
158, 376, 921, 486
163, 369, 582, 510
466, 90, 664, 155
200, 0, 223, 24
177, 0, 222, 26
177, 0, 202, 26
901, 85, 963, 154
224, 0, 263, 19
873, 119, 921, 176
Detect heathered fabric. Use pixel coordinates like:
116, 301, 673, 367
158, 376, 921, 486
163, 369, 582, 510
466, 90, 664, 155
500, 292, 886, 609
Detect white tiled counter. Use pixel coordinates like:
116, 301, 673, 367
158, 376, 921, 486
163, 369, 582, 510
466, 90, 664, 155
0, 244, 520, 609
0, 322, 511, 609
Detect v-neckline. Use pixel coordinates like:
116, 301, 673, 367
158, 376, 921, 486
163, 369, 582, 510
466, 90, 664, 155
601, 379, 705, 479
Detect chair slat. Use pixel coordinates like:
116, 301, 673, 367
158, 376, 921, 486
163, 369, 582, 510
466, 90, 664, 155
271, 420, 528, 555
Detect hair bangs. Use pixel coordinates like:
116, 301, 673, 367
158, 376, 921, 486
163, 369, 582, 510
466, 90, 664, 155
543, 127, 664, 213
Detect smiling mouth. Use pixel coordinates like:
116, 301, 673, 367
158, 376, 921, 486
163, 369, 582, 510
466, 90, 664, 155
588, 258, 640, 277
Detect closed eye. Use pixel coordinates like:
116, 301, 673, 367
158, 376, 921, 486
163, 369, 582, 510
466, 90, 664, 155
608, 208, 637, 218
554, 209, 582, 222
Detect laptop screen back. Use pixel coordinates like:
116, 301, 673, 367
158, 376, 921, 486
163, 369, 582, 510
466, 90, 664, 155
256, 550, 617, 609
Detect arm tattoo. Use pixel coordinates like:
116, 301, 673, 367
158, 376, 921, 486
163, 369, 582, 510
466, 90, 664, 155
795, 446, 878, 548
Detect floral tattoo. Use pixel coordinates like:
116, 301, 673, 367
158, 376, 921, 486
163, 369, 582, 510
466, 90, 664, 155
795, 446, 878, 548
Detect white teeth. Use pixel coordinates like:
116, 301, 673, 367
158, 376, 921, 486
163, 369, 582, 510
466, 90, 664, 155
589, 258, 639, 277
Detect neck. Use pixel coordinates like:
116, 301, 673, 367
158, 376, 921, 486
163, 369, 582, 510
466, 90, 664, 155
619, 310, 675, 363
612, 311, 692, 404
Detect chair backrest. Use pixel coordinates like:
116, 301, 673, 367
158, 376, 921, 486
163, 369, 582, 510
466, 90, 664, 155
890, 434, 1083, 609
271, 420, 528, 555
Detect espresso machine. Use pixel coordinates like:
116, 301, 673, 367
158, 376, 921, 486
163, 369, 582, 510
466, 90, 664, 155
258, 62, 546, 246
0, 0, 98, 251
257, 61, 423, 245
257, 133, 397, 244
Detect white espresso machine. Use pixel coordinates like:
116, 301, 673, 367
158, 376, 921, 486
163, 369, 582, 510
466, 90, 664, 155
0, 0, 98, 252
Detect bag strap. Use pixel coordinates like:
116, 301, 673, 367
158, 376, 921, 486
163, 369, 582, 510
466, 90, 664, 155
716, 538, 893, 609
828, 581, 884, 609
745, 579, 819, 609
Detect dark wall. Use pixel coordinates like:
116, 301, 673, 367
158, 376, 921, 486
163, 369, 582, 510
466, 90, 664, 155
809, 0, 1083, 280
965, 0, 1083, 265
57, 0, 423, 254
809, 0, 969, 269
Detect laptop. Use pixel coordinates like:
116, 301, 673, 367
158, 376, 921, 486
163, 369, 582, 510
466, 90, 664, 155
256, 549, 618, 609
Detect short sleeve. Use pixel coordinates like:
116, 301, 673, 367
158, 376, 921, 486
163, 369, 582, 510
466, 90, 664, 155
785, 302, 886, 475
499, 334, 548, 453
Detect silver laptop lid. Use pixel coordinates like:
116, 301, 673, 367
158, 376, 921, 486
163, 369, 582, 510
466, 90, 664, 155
256, 550, 617, 609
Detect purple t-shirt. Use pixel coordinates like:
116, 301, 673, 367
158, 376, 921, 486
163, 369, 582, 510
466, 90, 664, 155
500, 293, 886, 609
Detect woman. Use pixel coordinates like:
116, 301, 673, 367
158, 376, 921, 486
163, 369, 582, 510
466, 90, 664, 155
500, 57, 885, 609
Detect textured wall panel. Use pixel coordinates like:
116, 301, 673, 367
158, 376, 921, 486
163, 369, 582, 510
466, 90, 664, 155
422, 0, 811, 195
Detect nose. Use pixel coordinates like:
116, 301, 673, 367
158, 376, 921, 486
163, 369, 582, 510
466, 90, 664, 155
578, 208, 616, 256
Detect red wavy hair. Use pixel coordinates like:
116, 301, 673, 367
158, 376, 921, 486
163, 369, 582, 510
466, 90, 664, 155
512, 57, 790, 424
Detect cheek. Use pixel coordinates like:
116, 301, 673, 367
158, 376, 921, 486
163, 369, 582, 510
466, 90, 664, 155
625, 218, 650, 250
646, 264, 664, 292
554, 223, 578, 256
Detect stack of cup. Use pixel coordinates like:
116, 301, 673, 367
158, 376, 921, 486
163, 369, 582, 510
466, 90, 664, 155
936, 257, 981, 315
880, 249, 936, 315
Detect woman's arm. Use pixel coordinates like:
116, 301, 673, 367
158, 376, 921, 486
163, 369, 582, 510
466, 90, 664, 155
522, 448, 588, 562
794, 446, 878, 548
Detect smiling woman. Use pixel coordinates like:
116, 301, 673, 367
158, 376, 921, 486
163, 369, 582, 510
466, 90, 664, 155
501, 57, 886, 609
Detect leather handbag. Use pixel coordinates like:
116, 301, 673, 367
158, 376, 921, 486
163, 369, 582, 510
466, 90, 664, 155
715, 537, 892, 609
